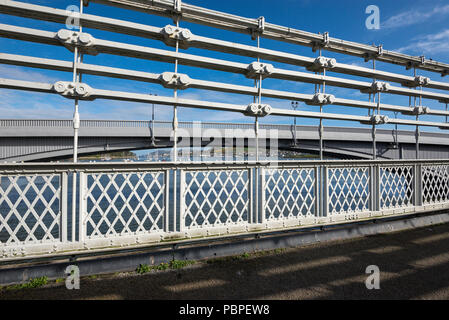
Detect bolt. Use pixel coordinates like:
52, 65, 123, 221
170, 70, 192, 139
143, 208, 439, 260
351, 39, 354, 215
57, 29, 72, 41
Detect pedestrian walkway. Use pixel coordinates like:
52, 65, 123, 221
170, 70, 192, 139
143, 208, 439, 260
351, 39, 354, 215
2, 222, 449, 300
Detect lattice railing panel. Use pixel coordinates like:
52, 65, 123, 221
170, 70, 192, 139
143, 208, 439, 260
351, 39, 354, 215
0, 174, 60, 245
380, 166, 414, 209
264, 168, 316, 221
422, 165, 449, 204
328, 167, 370, 215
84, 171, 166, 239
183, 169, 249, 229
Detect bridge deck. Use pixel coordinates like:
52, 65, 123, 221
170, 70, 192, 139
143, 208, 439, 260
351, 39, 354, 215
3, 121, 449, 161
2, 220, 449, 300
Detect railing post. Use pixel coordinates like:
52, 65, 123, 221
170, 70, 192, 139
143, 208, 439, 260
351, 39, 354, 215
259, 166, 265, 224
78, 171, 86, 243
165, 169, 171, 233
71, 171, 77, 242
249, 167, 254, 224
173, 169, 177, 232
370, 165, 375, 213
414, 163, 423, 207
372, 164, 381, 212
178, 169, 185, 233
314, 165, 320, 218
60, 172, 68, 243
320, 165, 328, 218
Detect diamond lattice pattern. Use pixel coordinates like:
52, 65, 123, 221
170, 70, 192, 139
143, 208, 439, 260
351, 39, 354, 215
183, 170, 249, 229
380, 166, 413, 209
328, 167, 370, 215
422, 165, 449, 204
85, 171, 165, 238
264, 168, 316, 220
0, 174, 60, 245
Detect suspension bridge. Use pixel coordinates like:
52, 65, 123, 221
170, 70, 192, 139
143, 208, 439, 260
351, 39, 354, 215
1, 0, 449, 285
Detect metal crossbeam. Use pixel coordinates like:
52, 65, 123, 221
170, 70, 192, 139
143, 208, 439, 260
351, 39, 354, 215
91, 0, 449, 75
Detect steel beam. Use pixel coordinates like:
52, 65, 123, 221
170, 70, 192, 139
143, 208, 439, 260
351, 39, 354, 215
2, 77, 449, 129
90, 0, 449, 76
4, 0, 449, 91
2, 24, 449, 104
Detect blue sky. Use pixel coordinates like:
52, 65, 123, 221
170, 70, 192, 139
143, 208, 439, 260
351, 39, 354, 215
1, 0, 449, 132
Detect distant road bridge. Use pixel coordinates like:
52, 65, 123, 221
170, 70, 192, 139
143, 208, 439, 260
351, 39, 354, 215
1, 119, 449, 161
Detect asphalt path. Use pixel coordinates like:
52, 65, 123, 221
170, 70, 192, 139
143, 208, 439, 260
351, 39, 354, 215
2, 222, 449, 300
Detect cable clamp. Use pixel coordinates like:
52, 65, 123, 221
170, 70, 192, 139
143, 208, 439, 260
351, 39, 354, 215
159, 72, 191, 89
246, 62, 274, 79
361, 115, 389, 125
53, 81, 95, 100
244, 103, 272, 117
361, 81, 390, 94
402, 76, 430, 88
306, 56, 337, 72
160, 25, 193, 49
401, 105, 429, 116
56, 29, 97, 55
306, 93, 336, 106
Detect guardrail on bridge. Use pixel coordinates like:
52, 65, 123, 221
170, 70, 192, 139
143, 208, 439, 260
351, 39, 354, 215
1, 159, 449, 261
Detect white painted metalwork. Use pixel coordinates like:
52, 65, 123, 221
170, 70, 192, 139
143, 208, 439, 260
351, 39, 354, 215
0, 173, 62, 257
181, 169, 250, 232
422, 164, 449, 205
263, 167, 316, 222
380, 165, 414, 209
1, 160, 449, 261
2, 1, 449, 262
327, 166, 371, 217
83, 170, 166, 239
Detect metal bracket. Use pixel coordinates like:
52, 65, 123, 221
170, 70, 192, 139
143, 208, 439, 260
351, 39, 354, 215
170, 0, 182, 23
250, 16, 265, 40
159, 72, 191, 89
360, 114, 389, 125
402, 76, 430, 88
415, 129, 421, 139
364, 45, 383, 62
406, 56, 426, 70
306, 93, 336, 106
361, 81, 390, 94
56, 29, 98, 55
401, 105, 429, 116
246, 62, 274, 79
442, 69, 449, 77
160, 25, 193, 49
73, 111, 80, 129
312, 32, 330, 52
306, 56, 337, 72
244, 103, 272, 117
53, 81, 95, 100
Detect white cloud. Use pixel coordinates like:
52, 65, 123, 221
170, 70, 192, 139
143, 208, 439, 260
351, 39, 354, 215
395, 29, 449, 55
382, 5, 449, 29
0, 65, 59, 83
